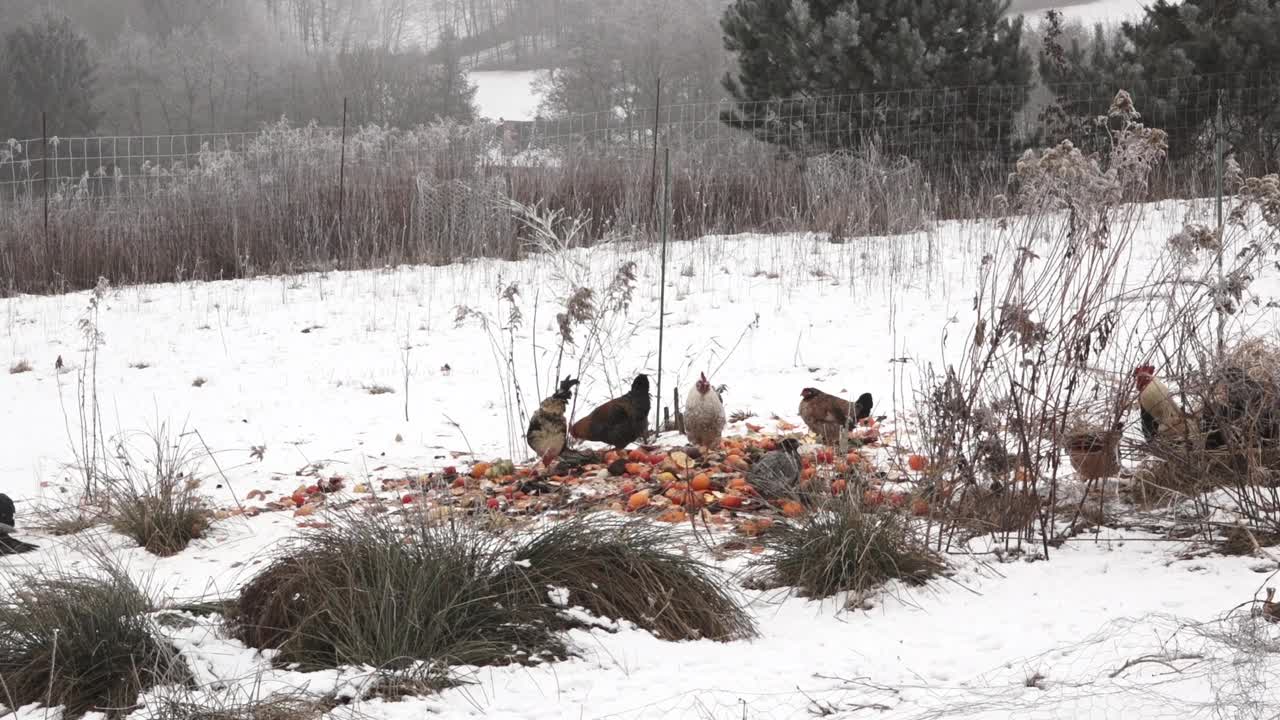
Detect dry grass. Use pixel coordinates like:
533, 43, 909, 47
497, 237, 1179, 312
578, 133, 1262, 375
751, 497, 944, 600
8, 359, 32, 374
512, 516, 756, 642
232, 510, 564, 680
144, 691, 336, 720
0, 564, 189, 719
102, 426, 213, 556
232, 510, 755, 684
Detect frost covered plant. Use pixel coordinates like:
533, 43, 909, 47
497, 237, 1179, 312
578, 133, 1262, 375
1233, 174, 1280, 230
1167, 223, 1221, 265
1007, 90, 1168, 217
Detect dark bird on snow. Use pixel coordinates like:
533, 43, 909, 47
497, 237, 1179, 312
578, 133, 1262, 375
54, 355, 63, 370
570, 374, 651, 450
747, 438, 802, 500
799, 388, 873, 446
0, 493, 38, 556
527, 376, 579, 466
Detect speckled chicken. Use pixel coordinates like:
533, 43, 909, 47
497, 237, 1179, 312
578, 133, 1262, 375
799, 388, 873, 445
570, 374, 651, 450
0, 493, 37, 555
748, 438, 802, 500
685, 373, 725, 448
526, 377, 579, 466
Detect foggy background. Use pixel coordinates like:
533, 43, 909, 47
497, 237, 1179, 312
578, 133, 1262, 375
0, 0, 1141, 139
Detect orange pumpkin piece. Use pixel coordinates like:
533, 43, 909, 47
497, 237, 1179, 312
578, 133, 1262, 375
908, 454, 928, 472
470, 462, 492, 479
911, 498, 930, 516
781, 500, 805, 518
627, 490, 651, 510
801, 466, 817, 480
604, 451, 621, 465
863, 489, 884, 507
831, 478, 847, 494
625, 462, 646, 476
619, 481, 636, 495
728, 476, 748, 489
665, 487, 685, 505
691, 473, 712, 491
720, 494, 744, 509
658, 509, 687, 523
628, 449, 649, 462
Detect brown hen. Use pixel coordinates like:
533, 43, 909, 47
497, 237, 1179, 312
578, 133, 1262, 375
798, 387, 873, 446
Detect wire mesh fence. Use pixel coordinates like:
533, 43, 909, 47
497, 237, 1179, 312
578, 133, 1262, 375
1, 70, 1278, 293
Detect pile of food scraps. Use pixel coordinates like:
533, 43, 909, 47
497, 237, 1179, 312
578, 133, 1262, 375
220, 418, 941, 540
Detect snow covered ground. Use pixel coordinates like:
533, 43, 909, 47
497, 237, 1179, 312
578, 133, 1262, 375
1013, 0, 1147, 24
3, 199, 1280, 719
470, 70, 549, 121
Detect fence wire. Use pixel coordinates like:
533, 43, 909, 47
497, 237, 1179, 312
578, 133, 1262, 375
2, 71, 1277, 209
2, 71, 1278, 294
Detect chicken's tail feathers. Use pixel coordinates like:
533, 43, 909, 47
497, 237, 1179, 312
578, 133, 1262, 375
554, 376, 580, 401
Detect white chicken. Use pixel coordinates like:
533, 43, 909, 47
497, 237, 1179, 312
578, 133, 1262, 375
1134, 365, 1188, 441
684, 372, 726, 448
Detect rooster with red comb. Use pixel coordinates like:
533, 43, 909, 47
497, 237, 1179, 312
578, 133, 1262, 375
1135, 364, 1187, 442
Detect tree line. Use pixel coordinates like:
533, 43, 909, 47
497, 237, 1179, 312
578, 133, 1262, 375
1, 0, 1277, 170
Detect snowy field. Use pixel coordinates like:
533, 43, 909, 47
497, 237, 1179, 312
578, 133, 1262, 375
470, 70, 549, 121
3, 199, 1280, 719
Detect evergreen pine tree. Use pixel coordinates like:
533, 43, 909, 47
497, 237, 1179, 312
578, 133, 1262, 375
1107, 0, 1280, 163
431, 28, 478, 123
1, 14, 101, 138
719, 0, 1032, 159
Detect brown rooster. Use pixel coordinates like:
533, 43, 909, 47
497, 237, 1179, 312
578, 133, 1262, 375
526, 377, 579, 466
799, 388, 873, 446
570, 374, 651, 450
685, 372, 725, 448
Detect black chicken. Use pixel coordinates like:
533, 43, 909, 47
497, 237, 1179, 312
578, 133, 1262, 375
0, 493, 38, 555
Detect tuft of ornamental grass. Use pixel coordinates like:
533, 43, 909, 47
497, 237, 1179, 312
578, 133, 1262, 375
752, 497, 943, 600
232, 509, 564, 682
142, 690, 335, 720
102, 426, 213, 556
512, 515, 757, 642
0, 564, 189, 719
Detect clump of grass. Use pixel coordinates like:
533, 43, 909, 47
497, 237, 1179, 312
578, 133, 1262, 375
8, 359, 32, 374
129, 361, 152, 370
32, 502, 103, 536
363, 383, 395, 395
232, 511, 564, 680
103, 426, 213, 556
513, 516, 756, 642
0, 564, 189, 719
191, 377, 207, 388
144, 691, 335, 720
752, 497, 943, 600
